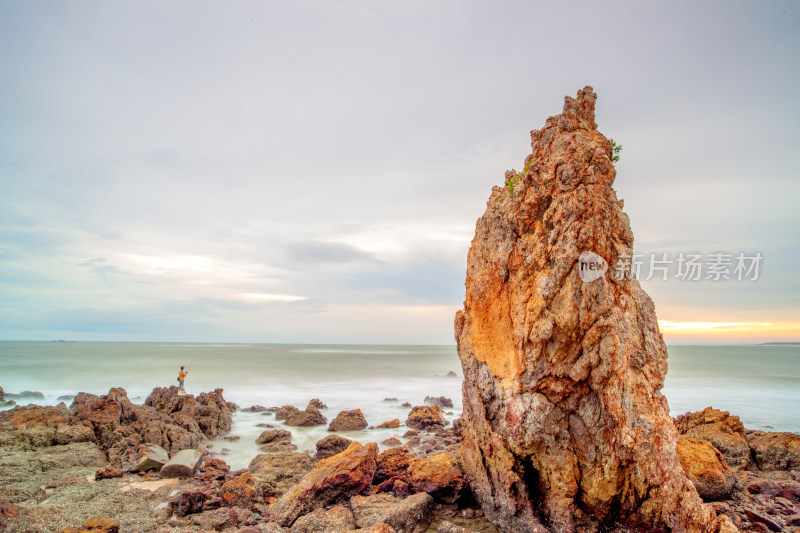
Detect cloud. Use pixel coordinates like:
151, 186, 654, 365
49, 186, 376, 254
0, 1, 797, 342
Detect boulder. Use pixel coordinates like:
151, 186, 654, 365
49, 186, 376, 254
120, 443, 169, 472
328, 409, 369, 431
407, 452, 466, 504
424, 396, 453, 408
275, 405, 301, 420
745, 430, 800, 471
350, 493, 434, 533
5, 390, 45, 400
269, 442, 378, 527
308, 399, 327, 409
405, 405, 446, 431
256, 429, 292, 446
454, 87, 719, 532
315, 434, 354, 460
248, 452, 315, 498
285, 405, 328, 427
375, 447, 415, 486
676, 435, 736, 501
289, 505, 355, 533
196, 457, 231, 482
377, 419, 400, 429
675, 407, 752, 469
382, 438, 402, 447
243, 405, 269, 412
220, 470, 262, 507
161, 448, 204, 478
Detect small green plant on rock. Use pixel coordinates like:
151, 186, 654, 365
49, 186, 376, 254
609, 138, 623, 163
505, 174, 520, 195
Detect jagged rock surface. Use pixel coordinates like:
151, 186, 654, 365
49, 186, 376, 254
454, 87, 722, 532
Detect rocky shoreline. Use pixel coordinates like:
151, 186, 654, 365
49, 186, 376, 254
0, 386, 798, 532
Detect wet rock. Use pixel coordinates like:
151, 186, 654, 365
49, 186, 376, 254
446, 371, 458, 377
275, 405, 301, 420
424, 396, 453, 408
382, 438, 402, 447
285, 405, 328, 427
402, 430, 418, 438
248, 451, 314, 498
405, 405, 446, 431
57, 394, 76, 402
315, 434, 353, 460
257, 429, 293, 446
383, 398, 399, 402
289, 505, 356, 533
120, 443, 169, 472
328, 409, 369, 431
308, 399, 327, 409
676, 407, 752, 469
161, 448, 204, 478
676, 435, 736, 501
454, 86, 718, 532
269, 442, 378, 527
5, 390, 45, 400
745, 430, 800, 471
243, 405, 269, 412
377, 419, 400, 429
94, 466, 123, 480
350, 492, 434, 533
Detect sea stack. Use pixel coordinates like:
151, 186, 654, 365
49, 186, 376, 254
455, 87, 724, 532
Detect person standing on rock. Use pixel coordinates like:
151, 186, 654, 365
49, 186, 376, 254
177, 366, 188, 390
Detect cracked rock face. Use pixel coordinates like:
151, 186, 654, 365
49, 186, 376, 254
454, 87, 720, 532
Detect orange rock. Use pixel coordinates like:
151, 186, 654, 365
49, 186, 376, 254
455, 87, 720, 532
677, 435, 736, 501
676, 407, 751, 469
407, 452, 466, 504
220, 470, 261, 507
404, 405, 446, 431
377, 419, 400, 428
269, 441, 378, 527
375, 447, 414, 485
61, 517, 120, 533
328, 409, 369, 431
94, 467, 123, 481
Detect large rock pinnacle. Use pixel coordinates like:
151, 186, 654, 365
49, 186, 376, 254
454, 87, 725, 532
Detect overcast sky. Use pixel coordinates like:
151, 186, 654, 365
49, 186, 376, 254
1, 1, 798, 344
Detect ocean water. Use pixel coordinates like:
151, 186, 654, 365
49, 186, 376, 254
0, 342, 797, 469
